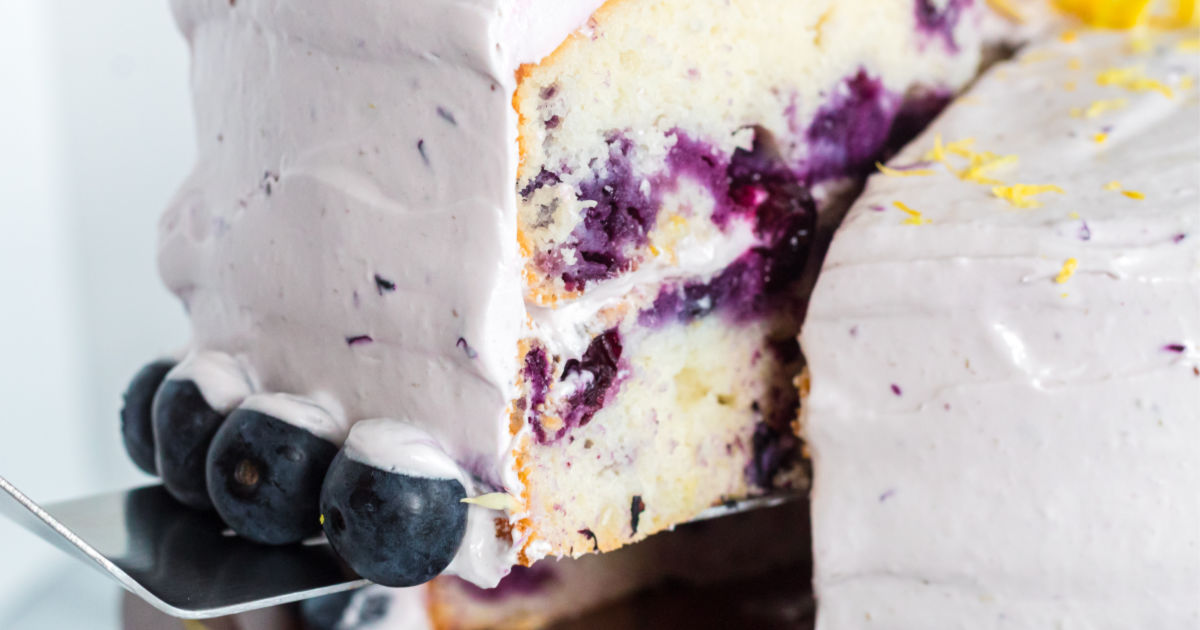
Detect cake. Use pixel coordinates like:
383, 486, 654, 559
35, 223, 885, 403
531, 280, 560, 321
799, 17, 1200, 629
120, 0, 990, 587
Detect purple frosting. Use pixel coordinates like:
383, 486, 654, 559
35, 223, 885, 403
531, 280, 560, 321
455, 563, 557, 601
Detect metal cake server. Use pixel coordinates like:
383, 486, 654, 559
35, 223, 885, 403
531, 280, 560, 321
0, 474, 797, 619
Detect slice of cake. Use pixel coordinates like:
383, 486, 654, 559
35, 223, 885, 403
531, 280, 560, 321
124, 0, 988, 587
799, 23, 1200, 628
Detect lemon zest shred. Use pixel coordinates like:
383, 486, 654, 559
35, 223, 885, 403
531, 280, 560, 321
1122, 189, 1146, 199
957, 152, 1019, 184
1067, 58, 1083, 71
925, 134, 947, 163
461, 493, 521, 511
992, 184, 1065, 208
876, 162, 936, 177
1097, 66, 1174, 97
1092, 132, 1108, 143
1069, 211, 1081, 219
945, 137, 978, 157
893, 201, 932, 225
1054, 257, 1079, 284
1074, 98, 1129, 118
1060, 30, 1078, 42
1104, 180, 1122, 190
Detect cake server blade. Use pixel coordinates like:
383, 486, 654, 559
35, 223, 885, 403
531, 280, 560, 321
0, 475, 366, 619
0, 474, 800, 619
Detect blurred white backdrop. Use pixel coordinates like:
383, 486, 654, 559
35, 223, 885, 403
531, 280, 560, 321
0, 1, 192, 627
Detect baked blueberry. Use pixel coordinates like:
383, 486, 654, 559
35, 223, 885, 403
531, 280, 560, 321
152, 378, 226, 510
120, 359, 176, 475
207, 408, 338, 545
319, 451, 468, 587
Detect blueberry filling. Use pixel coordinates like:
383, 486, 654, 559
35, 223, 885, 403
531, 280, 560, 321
526, 329, 623, 445
804, 70, 901, 182
558, 329, 623, 431
639, 134, 817, 327
746, 421, 799, 490
630, 495, 646, 534
523, 347, 553, 441
561, 134, 656, 291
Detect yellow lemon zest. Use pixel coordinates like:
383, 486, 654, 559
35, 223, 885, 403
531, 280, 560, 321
1061, 30, 1079, 42
1122, 189, 1146, 199
893, 201, 932, 225
1092, 132, 1109, 143
876, 162, 936, 177
1072, 98, 1129, 118
1104, 180, 1122, 190
992, 184, 1065, 208
1054, 257, 1079, 284
1097, 66, 1174, 97
957, 152, 1019, 184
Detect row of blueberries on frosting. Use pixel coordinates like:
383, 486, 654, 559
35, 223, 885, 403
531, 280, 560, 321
119, 354, 468, 587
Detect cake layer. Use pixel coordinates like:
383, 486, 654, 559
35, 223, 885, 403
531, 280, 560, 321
514, 0, 984, 305
800, 25, 1200, 628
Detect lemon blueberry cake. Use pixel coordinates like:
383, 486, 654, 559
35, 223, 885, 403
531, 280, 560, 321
119, 0, 989, 588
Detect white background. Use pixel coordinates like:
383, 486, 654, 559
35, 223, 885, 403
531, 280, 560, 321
0, 1, 192, 627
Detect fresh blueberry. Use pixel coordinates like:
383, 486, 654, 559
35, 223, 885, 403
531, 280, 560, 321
207, 408, 338, 545
153, 378, 225, 510
120, 359, 176, 475
319, 451, 468, 587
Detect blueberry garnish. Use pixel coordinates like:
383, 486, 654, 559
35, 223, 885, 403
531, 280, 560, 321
152, 379, 226, 510
120, 359, 176, 475
319, 451, 468, 587
206, 408, 338, 544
